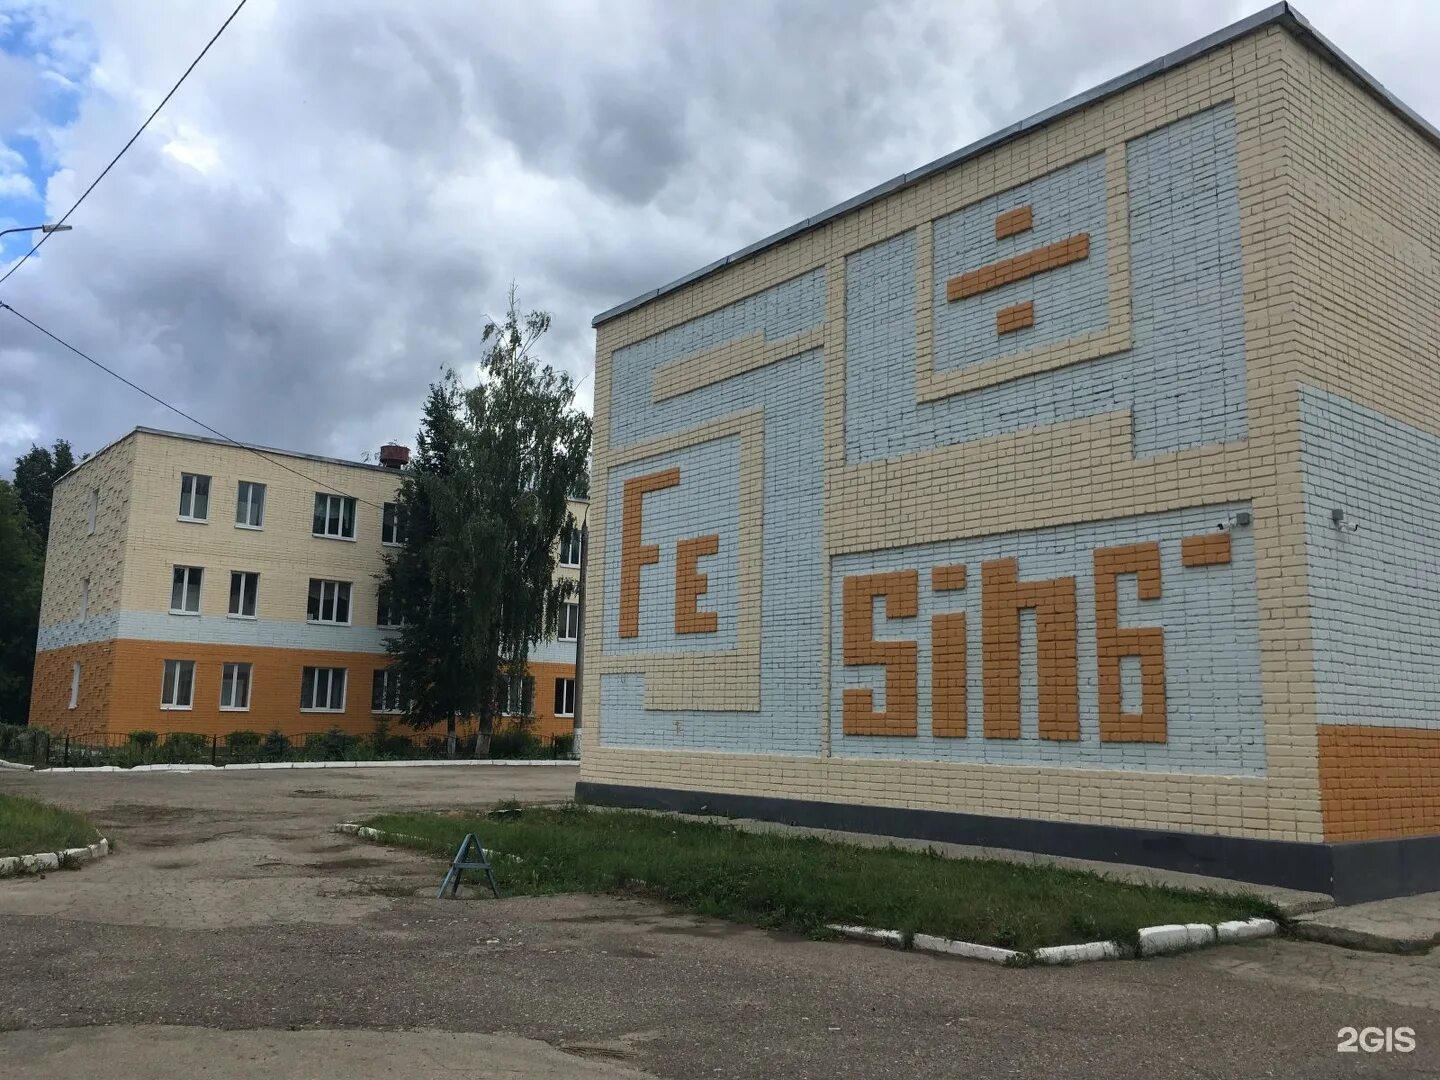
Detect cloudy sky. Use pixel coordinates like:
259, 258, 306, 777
2, 0, 1438, 473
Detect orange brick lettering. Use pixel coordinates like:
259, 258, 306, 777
1093, 542, 1167, 743
981, 559, 1079, 740
618, 468, 681, 638
842, 571, 919, 737
674, 534, 720, 634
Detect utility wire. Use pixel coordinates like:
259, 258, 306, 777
1, 301, 385, 509
0, 0, 250, 289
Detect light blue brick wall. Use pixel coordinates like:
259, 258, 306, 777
603, 437, 741, 656
932, 153, 1109, 370
600, 270, 827, 754
845, 104, 1245, 463
1301, 387, 1440, 729
830, 503, 1264, 774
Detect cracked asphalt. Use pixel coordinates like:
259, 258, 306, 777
1, 765, 1437, 1079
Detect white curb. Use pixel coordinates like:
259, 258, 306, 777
826, 916, 1278, 966
336, 822, 507, 862
0, 837, 109, 878
0, 757, 33, 770
29, 758, 577, 775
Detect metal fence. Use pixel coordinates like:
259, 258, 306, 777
0, 724, 577, 770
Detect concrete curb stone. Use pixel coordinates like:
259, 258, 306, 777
23, 759, 578, 775
0, 837, 110, 878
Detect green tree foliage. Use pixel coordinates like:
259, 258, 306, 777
0, 480, 44, 724
12, 440, 75, 545
382, 291, 592, 756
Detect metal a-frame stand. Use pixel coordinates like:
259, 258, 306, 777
437, 833, 500, 899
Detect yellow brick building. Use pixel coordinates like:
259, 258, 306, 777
578, 5, 1440, 901
30, 427, 585, 743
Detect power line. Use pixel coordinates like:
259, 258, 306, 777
0, 301, 385, 509
0, 0, 250, 289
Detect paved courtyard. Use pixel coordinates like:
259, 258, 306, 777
1, 765, 1437, 1078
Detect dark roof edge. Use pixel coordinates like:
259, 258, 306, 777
592, 3, 1439, 329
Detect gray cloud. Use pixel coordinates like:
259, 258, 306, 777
2, 0, 1439, 476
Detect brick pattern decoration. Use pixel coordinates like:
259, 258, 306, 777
842, 571, 920, 737
993, 205, 1033, 240
1319, 726, 1440, 840
674, 534, 720, 634
618, 468, 682, 638
980, 559, 1079, 741
1094, 542, 1167, 743
995, 301, 1035, 335
930, 564, 968, 737
946, 234, 1091, 302
1181, 533, 1233, 568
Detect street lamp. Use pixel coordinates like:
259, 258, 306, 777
0, 223, 73, 238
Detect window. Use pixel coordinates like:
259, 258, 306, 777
307, 579, 352, 624
161, 659, 195, 709
235, 481, 266, 529
80, 577, 90, 620
228, 571, 259, 618
178, 473, 211, 521
499, 674, 534, 717
312, 493, 357, 539
558, 524, 583, 567
170, 566, 203, 614
87, 487, 99, 534
377, 585, 404, 628
372, 669, 404, 713
555, 677, 576, 718
382, 502, 407, 545
301, 666, 347, 712
558, 601, 580, 641
220, 662, 252, 710
69, 663, 81, 710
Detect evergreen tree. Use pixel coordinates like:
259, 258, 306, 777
12, 440, 75, 545
0, 480, 43, 724
382, 292, 592, 756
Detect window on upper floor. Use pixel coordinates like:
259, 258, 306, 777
220, 662, 253, 711
69, 662, 81, 710
87, 487, 99, 535
80, 577, 90, 620
377, 585, 405, 629
372, 668, 405, 714
382, 502, 407, 546
178, 473, 210, 522
312, 492, 356, 540
558, 523, 582, 567
498, 673, 534, 717
558, 601, 580, 642
229, 571, 259, 618
307, 578, 351, 625
554, 677, 575, 718
161, 659, 195, 709
236, 481, 266, 529
170, 566, 203, 614
301, 666, 347, 712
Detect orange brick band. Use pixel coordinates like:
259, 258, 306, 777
995, 301, 1035, 335
980, 559, 1079, 741
994, 205, 1033, 240
946, 234, 1091, 302
930, 564, 968, 592
842, 571, 919, 737
1181, 532, 1232, 567
1093, 542, 1167, 743
618, 467, 681, 638
674, 534, 720, 634
1319, 725, 1440, 840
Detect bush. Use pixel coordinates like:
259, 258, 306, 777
489, 723, 542, 760
226, 730, 261, 749
261, 729, 290, 761
552, 732, 576, 759
369, 719, 414, 759
318, 726, 356, 761
128, 730, 158, 750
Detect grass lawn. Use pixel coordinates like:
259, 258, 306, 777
362, 804, 1279, 953
0, 793, 101, 858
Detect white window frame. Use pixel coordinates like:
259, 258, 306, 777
555, 676, 575, 718
558, 601, 580, 642
69, 662, 81, 710
161, 659, 195, 710
381, 502, 406, 546
312, 492, 357, 541
86, 487, 99, 535
558, 524, 582, 567
228, 570, 259, 619
377, 585, 405, 629
178, 473, 211, 523
301, 666, 347, 712
306, 579, 352, 625
371, 668, 404, 714
170, 565, 204, 615
219, 662, 253, 711
235, 480, 266, 529
79, 577, 90, 620
499, 674, 534, 717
